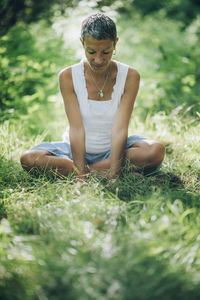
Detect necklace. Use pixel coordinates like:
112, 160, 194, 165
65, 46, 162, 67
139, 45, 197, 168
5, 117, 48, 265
88, 64, 110, 98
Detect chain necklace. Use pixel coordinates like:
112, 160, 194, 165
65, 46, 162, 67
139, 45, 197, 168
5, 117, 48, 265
88, 64, 110, 98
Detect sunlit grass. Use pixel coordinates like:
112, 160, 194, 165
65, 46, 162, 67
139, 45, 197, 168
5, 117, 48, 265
1, 101, 200, 299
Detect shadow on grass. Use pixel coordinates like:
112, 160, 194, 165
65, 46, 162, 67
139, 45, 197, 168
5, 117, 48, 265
104, 169, 200, 207
1, 154, 199, 212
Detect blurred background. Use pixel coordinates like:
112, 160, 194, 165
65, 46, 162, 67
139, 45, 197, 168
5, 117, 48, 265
0, 0, 200, 137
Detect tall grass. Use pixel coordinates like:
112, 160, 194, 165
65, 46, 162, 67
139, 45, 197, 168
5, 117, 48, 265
1, 104, 200, 299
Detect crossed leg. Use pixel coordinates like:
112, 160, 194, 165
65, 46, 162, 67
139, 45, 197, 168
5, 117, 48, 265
89, 140, 165, 175
20, 150, 74, 176
20, 140, 165, 177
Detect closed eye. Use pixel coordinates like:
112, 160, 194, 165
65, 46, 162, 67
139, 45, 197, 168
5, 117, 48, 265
87, 50, 111, 55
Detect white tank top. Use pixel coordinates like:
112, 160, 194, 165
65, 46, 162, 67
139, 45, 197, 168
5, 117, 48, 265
63, 60, 129, 154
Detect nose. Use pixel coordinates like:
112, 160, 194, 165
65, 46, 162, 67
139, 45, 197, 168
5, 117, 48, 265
94, 53, 103, 65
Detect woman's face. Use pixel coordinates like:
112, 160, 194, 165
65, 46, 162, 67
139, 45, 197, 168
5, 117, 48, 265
82, 36, 118, 73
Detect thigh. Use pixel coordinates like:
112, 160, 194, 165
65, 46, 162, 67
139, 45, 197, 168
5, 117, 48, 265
125, 139, 165, 168
126, 135, 148, 149
128, 138, 160, 149
126, 138, 164, 157
89, 158, 110, 171
31, 141, 72, 159
88, 136, 153, 168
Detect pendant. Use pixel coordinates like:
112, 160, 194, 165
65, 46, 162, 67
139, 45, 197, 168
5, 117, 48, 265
98, 90, 104, 98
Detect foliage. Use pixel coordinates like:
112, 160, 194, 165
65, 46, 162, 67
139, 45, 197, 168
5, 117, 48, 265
1, 0, 200, 37
0, 0, 79, 36
1, 5, 200, 120
0, 21, 77, 122
130, 0, 200, 26
1, 2, 200, 119
97, 0, 200, 26
116, 12, 200, 117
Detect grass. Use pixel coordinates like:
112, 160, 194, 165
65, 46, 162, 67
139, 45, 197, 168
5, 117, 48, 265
0, 102, 200, 299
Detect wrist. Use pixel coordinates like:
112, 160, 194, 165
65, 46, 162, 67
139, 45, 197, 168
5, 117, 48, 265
74, 164, 89, 177
107, 163, 121, 178
107, 168, 119, 180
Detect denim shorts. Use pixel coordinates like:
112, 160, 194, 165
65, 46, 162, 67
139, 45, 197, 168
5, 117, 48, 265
31, 135, 147, 165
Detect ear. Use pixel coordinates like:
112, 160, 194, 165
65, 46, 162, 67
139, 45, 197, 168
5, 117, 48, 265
114, 37, 119, 48
80, 37, 84, 46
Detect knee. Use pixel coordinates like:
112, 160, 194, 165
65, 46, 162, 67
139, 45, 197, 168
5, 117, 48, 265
20, 150, 46, 170
148, 143, 165, 167
20, 151, 38, 170
20, 149, 51, 171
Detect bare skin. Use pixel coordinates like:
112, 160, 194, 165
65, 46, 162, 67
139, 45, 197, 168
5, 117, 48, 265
20, 139, 165, 177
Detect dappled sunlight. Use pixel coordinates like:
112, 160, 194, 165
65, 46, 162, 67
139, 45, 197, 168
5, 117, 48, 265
52, 0, 118, 59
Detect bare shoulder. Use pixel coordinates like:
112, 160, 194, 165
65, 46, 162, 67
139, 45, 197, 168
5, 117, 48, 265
127, 67, 140, 82
59, 66, 72, 86
124, 67, 140, 94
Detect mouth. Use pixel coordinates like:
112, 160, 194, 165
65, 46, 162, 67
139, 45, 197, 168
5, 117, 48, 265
87, 61, 107, 72
93, 66, 104, 70
92, 64, 105, 69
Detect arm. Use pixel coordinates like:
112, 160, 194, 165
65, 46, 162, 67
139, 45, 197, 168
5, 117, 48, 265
59, 68, 88, 177
108, 68, 140, 179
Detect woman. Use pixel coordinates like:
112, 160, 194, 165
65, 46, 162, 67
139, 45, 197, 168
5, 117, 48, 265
20, 13, 165, 180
